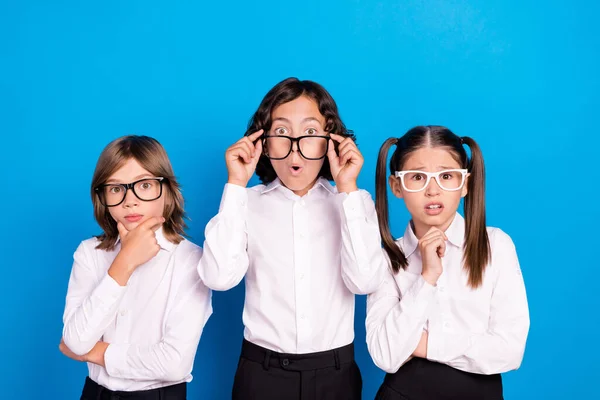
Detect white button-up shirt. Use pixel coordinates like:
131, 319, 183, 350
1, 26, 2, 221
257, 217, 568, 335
62, 229, 212, 391
198, 177, 387, 353
366, 213, 529, 375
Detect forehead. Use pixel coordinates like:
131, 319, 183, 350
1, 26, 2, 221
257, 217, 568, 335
272, 95, 325, 124
402, 147, 462, 170
107, 158, 152, 182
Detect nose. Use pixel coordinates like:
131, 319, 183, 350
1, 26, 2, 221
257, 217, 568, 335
425, 176, 441, 197
290, 138, 300, 153
122, 188, 139, 208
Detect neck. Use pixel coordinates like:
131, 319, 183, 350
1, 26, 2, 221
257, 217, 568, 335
289, 177, 320, 197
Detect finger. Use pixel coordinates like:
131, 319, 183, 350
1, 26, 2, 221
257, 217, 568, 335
251, 139, 263, 163
424, 237, 446, 258
338, 145, 353, 160
230, 146, 252, 164
426, 238, 446, 256
339, 147, 359, 165
237, 140, 255, 159
437, 240, 447, 257
427, 226, 448, 240
340, 151, 354, 167
327, 139, 338, 162
336, 137, 357, 154
139, 216, 165, 231
420, 236, 444, 252
420, 231, 444, 244
150, 219, 164, 232
329, 133, 346, 143
116, 222, 129, 238
421, 228, 447, 242
246, 129, 264, 142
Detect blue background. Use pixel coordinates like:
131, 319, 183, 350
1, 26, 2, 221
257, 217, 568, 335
1, 0, 597, 398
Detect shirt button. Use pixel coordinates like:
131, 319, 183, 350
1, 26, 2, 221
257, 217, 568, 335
299, 273, 305, 280
282, 359, 290, 366
120, 310, 127, 316
439, 286, 445, 293
300, 314, 306, 320
444, 322, 450, 329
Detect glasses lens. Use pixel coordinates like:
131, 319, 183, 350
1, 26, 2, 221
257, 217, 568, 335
299, 136, 328, 159
133, 179, 162, 201
101, 185, 126, 206
436, 171, 464, 190
402, 172, 428, 191
265, 136, 291, 159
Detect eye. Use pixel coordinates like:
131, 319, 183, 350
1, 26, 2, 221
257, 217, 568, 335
306, 128, 317, 135
441, 173, 453, 180
140, 182, 153, 190
411, 173, 426, 181
274, 127, 288, 135
108, 186, 122, 194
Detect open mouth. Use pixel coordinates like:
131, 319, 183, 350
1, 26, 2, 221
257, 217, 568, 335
424, 203, 444, 215
290, 165, 303, 175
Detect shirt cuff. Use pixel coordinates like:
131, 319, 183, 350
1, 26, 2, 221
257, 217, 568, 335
219, 183, 248, 215
341, 190, 368, 221
104, 343, 130, 378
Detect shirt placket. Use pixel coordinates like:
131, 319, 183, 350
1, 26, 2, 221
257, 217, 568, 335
293, 198, 312, 352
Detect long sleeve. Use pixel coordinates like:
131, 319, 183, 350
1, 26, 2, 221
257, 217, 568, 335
104, 248, 212, 381
197, 184, 250, 291
339, 190, 387, 294
427, 230, 530, 374
62, 242, 127, 355
366, 268, 437, 373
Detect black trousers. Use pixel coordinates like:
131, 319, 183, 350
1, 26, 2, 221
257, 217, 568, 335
80, 377, 187, 400
232, 339, 362, 400
375, 358, 503, 400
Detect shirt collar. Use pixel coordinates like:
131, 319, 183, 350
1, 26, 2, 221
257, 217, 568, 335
116, 226, 175, 252
260, 177, 336, 197
401, 212, 465, 257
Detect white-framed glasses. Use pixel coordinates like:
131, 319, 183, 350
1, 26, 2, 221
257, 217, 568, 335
394, 169, 468, 192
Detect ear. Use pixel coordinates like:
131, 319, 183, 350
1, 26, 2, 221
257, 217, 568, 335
389, 175, 404, 199
461, 172, 470, 198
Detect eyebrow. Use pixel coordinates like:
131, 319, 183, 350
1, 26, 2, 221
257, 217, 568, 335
272, 117, 323, 125
404, 166, 459, 171
105, 173, 154, 184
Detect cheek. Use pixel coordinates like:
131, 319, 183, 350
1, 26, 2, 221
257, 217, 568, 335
307, 159, 325, 175
149, 198, 166, 217
402, 193, 422, 211
107, 207, 121, 222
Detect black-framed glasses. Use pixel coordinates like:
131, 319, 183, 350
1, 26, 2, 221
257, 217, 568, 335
94, 177, 166, 207
262, 135, 330, 160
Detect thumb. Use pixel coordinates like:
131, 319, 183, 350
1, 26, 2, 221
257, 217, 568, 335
327, 139, 338, 162
116, 221, 129, 239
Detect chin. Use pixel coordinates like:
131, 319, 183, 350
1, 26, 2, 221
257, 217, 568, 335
423, 212, 456, 226
280, 175, 318, 193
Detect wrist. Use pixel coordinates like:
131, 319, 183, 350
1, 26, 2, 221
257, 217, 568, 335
109, 253, 136, 286
227, 178, 248, 188
87, 342, 109, 367
336, 182, 358, 194
422, 271, 441, 286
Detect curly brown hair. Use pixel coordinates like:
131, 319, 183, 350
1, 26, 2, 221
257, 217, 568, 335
244, 77, 355, 184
